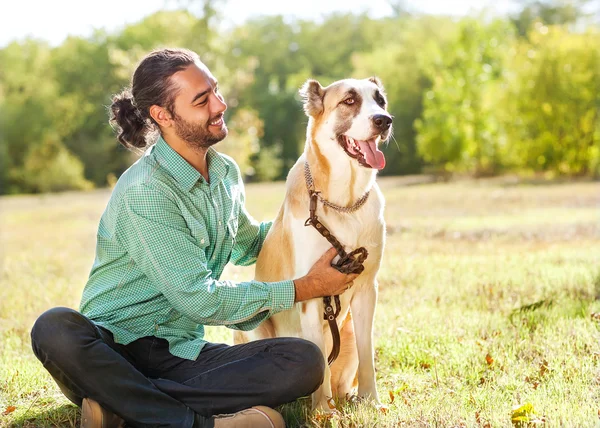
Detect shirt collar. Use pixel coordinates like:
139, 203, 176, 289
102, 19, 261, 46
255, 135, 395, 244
152, 136, 229, 192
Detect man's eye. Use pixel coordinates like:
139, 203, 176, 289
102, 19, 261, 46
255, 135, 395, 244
196, 99, 208, 106
343, 98, 355, 105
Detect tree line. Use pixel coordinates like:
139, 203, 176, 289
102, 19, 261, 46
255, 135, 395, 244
0, 0, 598, 194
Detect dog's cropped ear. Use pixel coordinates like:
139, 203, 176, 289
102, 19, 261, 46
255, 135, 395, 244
368, 76, 384, 90
299, 79, 325, 117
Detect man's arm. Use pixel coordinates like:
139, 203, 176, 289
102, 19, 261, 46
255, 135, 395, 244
114, 183, 295, 327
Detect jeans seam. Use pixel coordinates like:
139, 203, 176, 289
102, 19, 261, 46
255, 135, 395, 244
181, 353, 260, 386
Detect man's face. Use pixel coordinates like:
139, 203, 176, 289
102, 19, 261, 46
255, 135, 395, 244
169, 62, 228, 150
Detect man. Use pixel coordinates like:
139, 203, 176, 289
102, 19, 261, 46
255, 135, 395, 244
30, 48, 359, 428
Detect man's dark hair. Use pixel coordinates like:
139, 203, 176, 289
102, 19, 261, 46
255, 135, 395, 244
109, 48, 199, 151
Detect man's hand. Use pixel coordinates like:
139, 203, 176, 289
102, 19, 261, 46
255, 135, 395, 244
293, 248, 360, 302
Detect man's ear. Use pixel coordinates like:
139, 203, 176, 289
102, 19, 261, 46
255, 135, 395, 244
149, 105, 173, 128
299, 79, 325, 117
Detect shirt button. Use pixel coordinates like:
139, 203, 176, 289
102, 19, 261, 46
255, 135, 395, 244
201, 239, 205, 244
218, 221, 222, 226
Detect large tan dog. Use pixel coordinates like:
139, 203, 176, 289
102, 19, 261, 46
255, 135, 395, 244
234, 77, 391, 411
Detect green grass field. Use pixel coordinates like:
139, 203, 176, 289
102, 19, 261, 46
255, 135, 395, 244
1, 177, 599, 427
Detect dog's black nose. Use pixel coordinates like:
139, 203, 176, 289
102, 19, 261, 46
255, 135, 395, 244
372, 114, 392, 131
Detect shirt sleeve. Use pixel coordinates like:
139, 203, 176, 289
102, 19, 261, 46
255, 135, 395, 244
113, 183, 295, 328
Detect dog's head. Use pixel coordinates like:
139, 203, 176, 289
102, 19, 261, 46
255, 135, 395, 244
299, 77, 392, 170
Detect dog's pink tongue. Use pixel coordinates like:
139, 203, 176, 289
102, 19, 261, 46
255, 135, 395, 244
358, 139, 386, 170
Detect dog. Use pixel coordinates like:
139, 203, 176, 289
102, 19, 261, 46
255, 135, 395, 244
234, 76, 391, 411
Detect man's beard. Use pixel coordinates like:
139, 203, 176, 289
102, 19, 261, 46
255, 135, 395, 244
172, 113, 228, 150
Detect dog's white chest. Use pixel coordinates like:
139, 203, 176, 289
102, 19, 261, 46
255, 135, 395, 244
290, 191, 383, 278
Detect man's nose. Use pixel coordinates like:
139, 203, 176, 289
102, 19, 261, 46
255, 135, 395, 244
371, 114, 392, 131
212, 92, 227, 113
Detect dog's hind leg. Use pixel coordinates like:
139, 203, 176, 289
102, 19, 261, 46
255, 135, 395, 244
350, 279, 381, 405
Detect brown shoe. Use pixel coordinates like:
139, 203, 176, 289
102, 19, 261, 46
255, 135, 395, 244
80, 398, 125, 428
213, 406, 285, 428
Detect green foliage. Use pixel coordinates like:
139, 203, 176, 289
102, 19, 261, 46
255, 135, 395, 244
251, 143, 284, 182
15, 137, 93, 193
217, 108, 263, 177
353, 16, 457, 175
415, 18, 515, 176
511, 0, 595, 38
503, 24, 600, 177
0, 2, 598, 194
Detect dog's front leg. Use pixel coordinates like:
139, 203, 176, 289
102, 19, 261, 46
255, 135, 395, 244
300, 298, 335, 412
350, 279, 381, 405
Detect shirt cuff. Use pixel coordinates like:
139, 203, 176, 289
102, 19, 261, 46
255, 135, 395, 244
269, 279, 296, 314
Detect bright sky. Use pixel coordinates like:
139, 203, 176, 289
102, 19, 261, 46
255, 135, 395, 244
1, 0, 519, 48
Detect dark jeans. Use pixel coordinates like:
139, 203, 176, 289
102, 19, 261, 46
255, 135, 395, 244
30, 307, 325, 428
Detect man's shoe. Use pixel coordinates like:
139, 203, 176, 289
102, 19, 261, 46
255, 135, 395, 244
81, 398, 125, 428
213, 406, 285, 428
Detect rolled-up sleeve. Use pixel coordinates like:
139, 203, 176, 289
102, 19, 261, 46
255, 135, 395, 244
114, 184, 295, 328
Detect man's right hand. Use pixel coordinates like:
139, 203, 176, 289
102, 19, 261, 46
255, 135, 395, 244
293, 248, 360, 302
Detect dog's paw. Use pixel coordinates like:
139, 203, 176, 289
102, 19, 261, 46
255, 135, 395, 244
313, 408, 341, 424
376, 403, 389, 414
346, 394, 385, 410
314, 397, 337, 413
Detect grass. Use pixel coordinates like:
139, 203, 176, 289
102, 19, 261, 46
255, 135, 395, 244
1, 176, 599, 427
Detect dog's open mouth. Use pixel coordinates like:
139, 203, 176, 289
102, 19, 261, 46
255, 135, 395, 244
338, 135, 386, 170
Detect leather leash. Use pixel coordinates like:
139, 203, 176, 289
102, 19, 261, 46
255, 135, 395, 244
304, 162, 369, 365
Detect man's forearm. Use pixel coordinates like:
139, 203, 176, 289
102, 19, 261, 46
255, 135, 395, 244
293, 276, 321, 302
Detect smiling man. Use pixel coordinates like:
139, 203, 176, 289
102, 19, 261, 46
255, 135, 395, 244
30, 48, 359, 428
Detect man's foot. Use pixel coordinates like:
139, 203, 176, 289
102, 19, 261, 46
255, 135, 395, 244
213, 406, 285, 428
81, 398, 125, 428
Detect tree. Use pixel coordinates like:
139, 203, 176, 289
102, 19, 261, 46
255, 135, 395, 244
353, 15, 456, 175
0, 40, 91, 193
415, 17, 515, 176
511, 0, 596, 37
503, 23, 600, 176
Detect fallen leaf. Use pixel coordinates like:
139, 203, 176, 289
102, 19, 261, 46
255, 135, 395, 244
539, 359, 549, 377
511, 403, 537, 425
475, 412, 481, 424
389, 390, 395, 404
378, 404, 389, 414
3, 406, 16, 416
591, 313, 600, 321
485, 353, 494, 366
420, 361, 431, 370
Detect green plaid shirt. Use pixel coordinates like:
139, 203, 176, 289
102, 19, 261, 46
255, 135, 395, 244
80, 136, 295, 360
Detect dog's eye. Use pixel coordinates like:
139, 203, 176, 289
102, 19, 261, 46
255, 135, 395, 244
343, 98, 355, 105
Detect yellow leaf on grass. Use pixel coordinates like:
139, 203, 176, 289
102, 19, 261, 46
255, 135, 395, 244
511, 403, 536, 424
